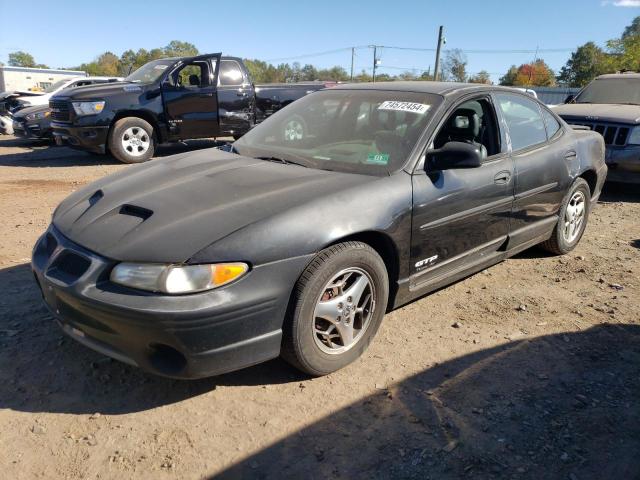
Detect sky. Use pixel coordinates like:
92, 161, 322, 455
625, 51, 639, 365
0, 0, 638, 82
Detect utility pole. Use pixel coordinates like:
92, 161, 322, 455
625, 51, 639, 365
372, 45, 378, 82
350, 47, 355, 82
433, 26, 445, 81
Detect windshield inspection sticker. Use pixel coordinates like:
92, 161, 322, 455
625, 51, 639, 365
378, 101, 430, 114
366, 153, 390, 165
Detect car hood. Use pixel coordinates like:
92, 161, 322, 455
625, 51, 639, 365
12, 104, 50, 119
554, 103, 640, 124
53, 149, 373, 263
0, 90, 45, 101
54, 81, 147, 101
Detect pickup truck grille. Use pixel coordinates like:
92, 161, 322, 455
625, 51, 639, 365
567, 121, 630, 146
49, 99, 71, 122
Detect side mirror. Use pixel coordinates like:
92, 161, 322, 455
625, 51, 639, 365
426, 141, 484, 171
565, 94, 575, 104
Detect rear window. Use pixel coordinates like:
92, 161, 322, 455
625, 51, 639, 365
219, 60, 244, 86
542, 108, 561, 139
496, 93, 547, 151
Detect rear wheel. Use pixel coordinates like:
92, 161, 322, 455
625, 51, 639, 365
108, 117, 155, 164
540, 178, 590, 255
282, 242, 389, 376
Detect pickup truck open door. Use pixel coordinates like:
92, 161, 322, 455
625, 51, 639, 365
161, 53, 222, 140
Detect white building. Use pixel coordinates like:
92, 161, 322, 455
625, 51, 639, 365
0, 66, 87, 93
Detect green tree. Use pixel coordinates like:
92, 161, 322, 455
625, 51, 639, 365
300, 64, 318, 81
622, 15, 640, 40
557, 42, 608, 87
163, 40, 198, 58
606, 35, 640, 72
441, 49, 468, 82
8, 51, 43, 68
469, 70, 492, 84
499, 65, 519, 85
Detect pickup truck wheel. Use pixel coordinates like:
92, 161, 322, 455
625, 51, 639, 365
540, 178, 590, 255
282, 242, 389, 376
108, 117, 155, 164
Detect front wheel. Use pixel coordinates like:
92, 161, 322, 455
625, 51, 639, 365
282, 242, 389, 376
540, 177, 591, 255
108, 117, 155, 164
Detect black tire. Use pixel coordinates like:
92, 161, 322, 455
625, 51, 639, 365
281, 242, 389, 376
108, 117, 155, 164
540, 178, 591, 255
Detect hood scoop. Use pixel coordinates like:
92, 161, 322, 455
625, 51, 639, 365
119, 204, 153, 221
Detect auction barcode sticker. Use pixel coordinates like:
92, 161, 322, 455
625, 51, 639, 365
378, 101, 430, 114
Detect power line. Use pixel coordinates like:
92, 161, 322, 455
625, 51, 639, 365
265, 44, 576, 63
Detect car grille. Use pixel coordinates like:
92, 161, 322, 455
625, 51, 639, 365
567, 121, 630, 146
49, 99, 71, 122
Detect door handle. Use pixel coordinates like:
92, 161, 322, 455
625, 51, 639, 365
564, 150, 577, 160
494, 171, 511, 185
237, 91, 248, 97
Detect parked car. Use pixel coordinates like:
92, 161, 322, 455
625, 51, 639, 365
554, 72, 640, 183
12, 105, 53, 140
49, 53, 330, 163
32, 82, 606, 379
2, 76, 122, 112
0, 76, 122, 137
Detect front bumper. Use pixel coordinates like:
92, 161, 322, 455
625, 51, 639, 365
31, 226, 312, 379
605, 145, 640, 184
13, 119, 51, 139
51, 122, 108, 154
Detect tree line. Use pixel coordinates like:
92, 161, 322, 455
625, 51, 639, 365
3, 16, 638, 88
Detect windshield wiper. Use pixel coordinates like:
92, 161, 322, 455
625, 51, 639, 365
254, 156, 308, 168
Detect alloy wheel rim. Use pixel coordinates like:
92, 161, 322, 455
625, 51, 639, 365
313, 267, 376, 355
121, 127, 150, 156
563, 190, 586, 243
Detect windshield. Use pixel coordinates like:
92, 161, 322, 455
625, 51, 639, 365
125, 59, 176, 83
44, 79, 71, 93
234, 89, 442, 175
575, 78, 640, 105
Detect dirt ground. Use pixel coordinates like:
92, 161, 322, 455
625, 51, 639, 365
0, 135, 638, 480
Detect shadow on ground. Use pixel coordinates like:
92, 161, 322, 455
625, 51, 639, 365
215, 323, 640, 480
0, 263, 305, 416
0, 136, 226, 168
1, 263, 638, 479
600, 182, 640, 204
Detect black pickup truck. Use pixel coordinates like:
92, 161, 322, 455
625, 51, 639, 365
50, 53, 330, 163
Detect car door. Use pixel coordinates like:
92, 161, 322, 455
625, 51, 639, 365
410, 95, 515, 290
162, 54, 221, 140
494, 93, 572, 247
217, 59, 255, 136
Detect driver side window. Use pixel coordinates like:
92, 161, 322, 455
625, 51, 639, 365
433, 98, 501, 159
169, 61, 210, 89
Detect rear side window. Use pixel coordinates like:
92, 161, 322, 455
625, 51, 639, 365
541, 107, 561, 140
219, 60, 244, 86
496, 93, 547, 151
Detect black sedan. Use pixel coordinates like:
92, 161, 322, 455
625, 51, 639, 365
13, 104, 53, 140
32, 82, 607, 378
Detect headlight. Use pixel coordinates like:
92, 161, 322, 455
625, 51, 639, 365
628, 126, 640, 145
72, 101, 105, 116
25, 111, 51, 121
110, 262, 249, 294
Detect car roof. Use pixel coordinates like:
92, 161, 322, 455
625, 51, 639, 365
329, 81, 527, 97
596, 72, 640, 79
